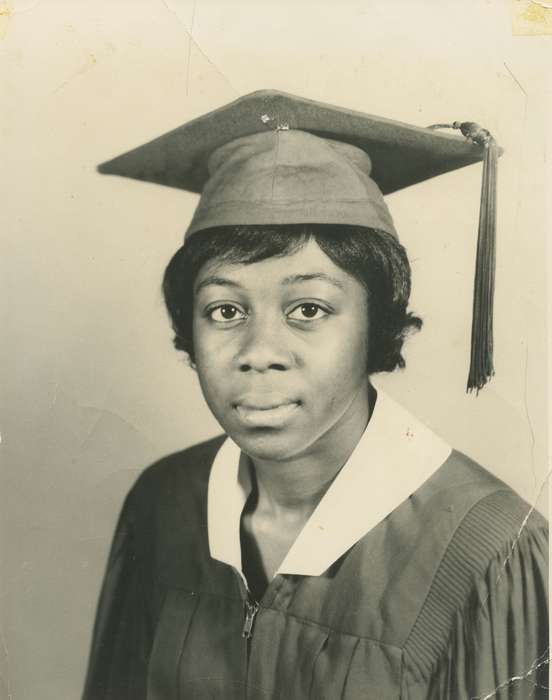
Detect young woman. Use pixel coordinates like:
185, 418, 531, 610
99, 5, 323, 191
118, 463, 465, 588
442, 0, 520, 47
83, 92, 548, 699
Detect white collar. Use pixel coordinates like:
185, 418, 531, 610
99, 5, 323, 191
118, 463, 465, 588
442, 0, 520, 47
207, 387, 451, 580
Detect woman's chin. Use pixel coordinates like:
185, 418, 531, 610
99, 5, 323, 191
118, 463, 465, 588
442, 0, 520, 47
229, 428, 308, 463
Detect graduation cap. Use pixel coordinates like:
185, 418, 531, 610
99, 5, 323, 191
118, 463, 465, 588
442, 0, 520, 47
98, 90, 500, 393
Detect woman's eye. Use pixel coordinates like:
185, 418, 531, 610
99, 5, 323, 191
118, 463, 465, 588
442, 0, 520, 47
208, 304, 246, 322
287, 303, 328, 321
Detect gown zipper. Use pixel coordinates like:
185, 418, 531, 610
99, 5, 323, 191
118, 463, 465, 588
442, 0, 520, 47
236, 571, 261, 697
242, 592, 260, 699
242, 598, 259, 640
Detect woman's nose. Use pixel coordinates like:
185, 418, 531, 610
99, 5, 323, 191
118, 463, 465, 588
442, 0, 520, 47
236, 317, 294, 372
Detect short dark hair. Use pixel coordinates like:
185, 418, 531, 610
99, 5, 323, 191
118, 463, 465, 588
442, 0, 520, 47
162, 224, 422, 374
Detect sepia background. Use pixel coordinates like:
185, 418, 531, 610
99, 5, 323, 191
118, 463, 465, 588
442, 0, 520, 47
1, 1, 550, 698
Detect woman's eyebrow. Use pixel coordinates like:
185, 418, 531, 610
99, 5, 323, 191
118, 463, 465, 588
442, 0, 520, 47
195, 272, 346, 293
195, 276, 242, 293
282, 272, 345, 290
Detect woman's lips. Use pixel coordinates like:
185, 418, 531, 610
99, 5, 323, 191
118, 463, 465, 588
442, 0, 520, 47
233, 399, 300, 427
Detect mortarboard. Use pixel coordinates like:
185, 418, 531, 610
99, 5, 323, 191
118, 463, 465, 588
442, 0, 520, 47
98, 90, 500, 393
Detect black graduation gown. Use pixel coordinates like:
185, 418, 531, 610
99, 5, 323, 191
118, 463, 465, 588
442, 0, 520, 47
82, 436, 548, 699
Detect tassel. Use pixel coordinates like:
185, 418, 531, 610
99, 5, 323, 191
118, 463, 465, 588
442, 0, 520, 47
427, 121, 499, 394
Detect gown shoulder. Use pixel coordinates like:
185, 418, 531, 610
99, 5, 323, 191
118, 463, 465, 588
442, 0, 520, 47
123, 433, 226, 516
403, 451, 548, 699
81, 434, 226, 700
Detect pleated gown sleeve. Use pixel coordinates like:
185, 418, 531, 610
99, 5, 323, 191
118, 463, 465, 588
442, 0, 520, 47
81, 489, 153, 700
404, 490, 549, 700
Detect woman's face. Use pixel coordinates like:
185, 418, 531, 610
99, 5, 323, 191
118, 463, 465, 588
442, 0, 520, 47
192, 238, 371, 462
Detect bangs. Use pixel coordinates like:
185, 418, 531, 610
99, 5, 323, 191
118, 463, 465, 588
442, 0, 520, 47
183, 225, 313, 273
